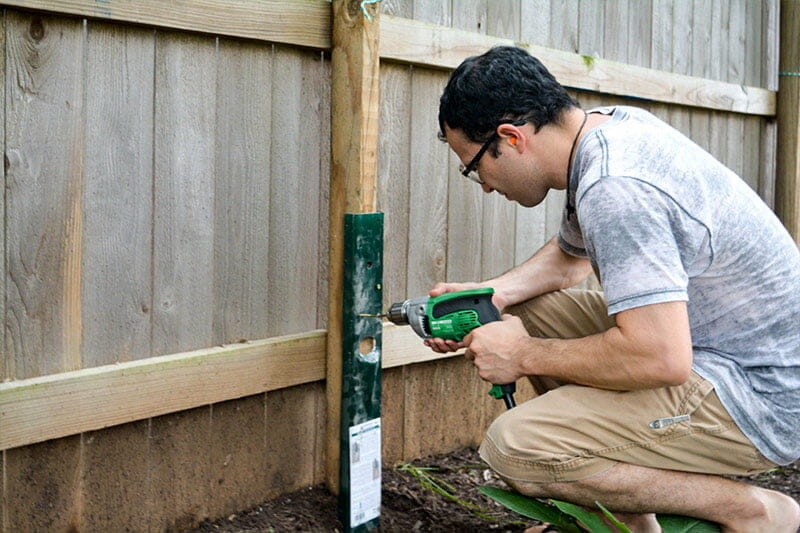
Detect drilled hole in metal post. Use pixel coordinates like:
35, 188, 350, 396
359, 337, 375, 355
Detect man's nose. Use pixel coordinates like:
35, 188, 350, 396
481, 182, 494, 194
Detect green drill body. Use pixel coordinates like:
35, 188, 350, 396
385, 288, 516, 408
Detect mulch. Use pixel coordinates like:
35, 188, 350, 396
190, 447, 800, 532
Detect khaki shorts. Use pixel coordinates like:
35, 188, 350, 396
479, 289, 776, 483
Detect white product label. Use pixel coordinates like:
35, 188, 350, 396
348, 417, 381, 527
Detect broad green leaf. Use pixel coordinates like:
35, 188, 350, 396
551, 500, 614, 533
479, 487, 583, 533
595, 501, 632, 533
657, 514, 721, 532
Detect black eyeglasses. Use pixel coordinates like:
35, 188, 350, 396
459, 120, 527, 184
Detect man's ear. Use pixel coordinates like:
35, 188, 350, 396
497, 122, 526, 151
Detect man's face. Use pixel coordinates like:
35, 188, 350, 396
444, 124, 552, 208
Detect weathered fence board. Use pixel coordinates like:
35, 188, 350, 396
5, 13, 84, 379
0, 13, 5, 383
407, 69, 449, 298
377, 63, 412, 310
0, 0, 787, 529
213, 38, 272, 345
83, 21, 154, 366
153, 31, 217, 356
268, 46, 326, 337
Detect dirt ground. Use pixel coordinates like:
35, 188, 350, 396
190, 446, 800, 532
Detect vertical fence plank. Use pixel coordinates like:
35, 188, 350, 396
5, 12, 84, 379
406, 69, 448, 297
481, 0, 519, 279
669, 0, 692, 138
81, 421, 152, 531
627, 0, 652, 69
690, 0, 712, 153
148, 407, 212, 530
708, 0, 729, 167
377, 63, 411, 308
517, 0, 551, 263
776, 0, 800, 241
3, 15, 86, 523
578, 0, 604, 59
265, 385, 322, 497
267, 47, 323, 337
4, 436, 82, 531
726, 0, 747, 181
83, 22, 154, 366
79, 22, 156, 532
316, 53, 331, 330
758, 0, 779, 207
213, 39, 271, 344
208, 396, 268, 519
447, 1, 485, 283
0, 10, 5, 382
152, 31, 216, 356
150, 31, 217, 529
603, 0, 629, 64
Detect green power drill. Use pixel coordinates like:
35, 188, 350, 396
386, 288, 516, 409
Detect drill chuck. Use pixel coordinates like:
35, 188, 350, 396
386, 297, 431, 339
386, 300, 409, 325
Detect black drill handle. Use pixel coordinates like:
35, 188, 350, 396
489, 382, 517, 409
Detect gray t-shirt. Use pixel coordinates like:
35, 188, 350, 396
558, 106, 800, 465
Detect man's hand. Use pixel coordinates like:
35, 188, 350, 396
461, 314, 529, 384
424, 280, 509, 354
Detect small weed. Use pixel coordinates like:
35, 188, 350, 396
396, 463, 524, 526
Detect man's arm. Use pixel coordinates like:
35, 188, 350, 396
429, 236, 593, 312
426, 236, 593, 353
463, 300, 693, 390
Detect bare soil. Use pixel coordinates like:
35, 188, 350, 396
190, 447, 800, 532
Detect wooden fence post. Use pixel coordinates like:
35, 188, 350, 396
777, 0, 800, 242
326, 0, 381, 495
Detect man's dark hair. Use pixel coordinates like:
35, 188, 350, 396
438, 46, 579, 153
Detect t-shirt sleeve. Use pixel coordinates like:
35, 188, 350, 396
578, 177, 689, 315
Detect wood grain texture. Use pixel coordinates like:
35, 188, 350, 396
4, 435, 82, 531
480, 1, 518, 280
0, 323, 452, 451
377, 63, 411, 309
208, 396, 268, 518
82, 21, 154, 366
776, 0, 800, 241
152, 31, 216, 356
0, 11, 5, 382
2, 0, 332, 49
407, 68, 449, 296
148, 407, 212, 530
5, 12, 84, 379
268, 47, 324, 337
213, 38, 271, 345
325, 0, 381, 493
758, 0, 779, 207
0, 331, 327, 450
379, 15, 776, 116
265, 384, 324, 497
446, 2, 485, 284
80, 420, 151, 531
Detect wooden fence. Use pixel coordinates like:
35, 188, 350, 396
0, 0, 795, 530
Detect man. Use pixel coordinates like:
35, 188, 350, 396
430, 46, 800, 532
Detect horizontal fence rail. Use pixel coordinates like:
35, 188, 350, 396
0, 325, 449, 450
0, 0, 776, 116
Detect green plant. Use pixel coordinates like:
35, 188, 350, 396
479, 486, 721, 533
